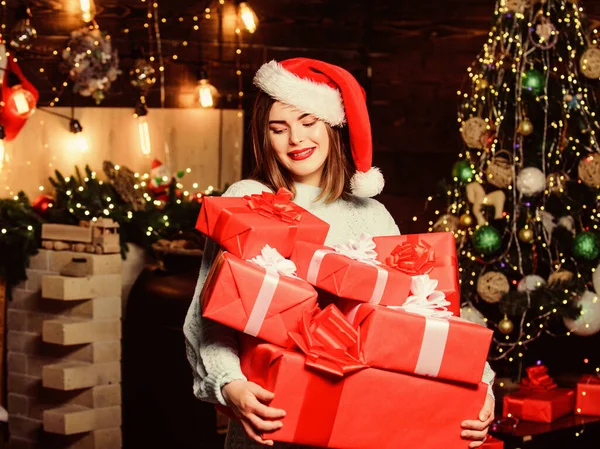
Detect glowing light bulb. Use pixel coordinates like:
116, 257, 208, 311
138, 116, 152, 155
80, 0, 96, 23
239, 2, 258, 34
198, 79, 219, 108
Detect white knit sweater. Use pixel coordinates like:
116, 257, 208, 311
183, 180, 495, 448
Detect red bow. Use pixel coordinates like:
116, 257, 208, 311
244, 188, 302, 223
289, 305, 367, 378
385, 240, 435, 276
520, 365, 557, 391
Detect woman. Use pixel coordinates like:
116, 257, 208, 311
184, 58, 495, 448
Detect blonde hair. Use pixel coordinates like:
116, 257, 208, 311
249, 91, 353, 203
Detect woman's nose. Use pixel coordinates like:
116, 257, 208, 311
289, 126, 305, 145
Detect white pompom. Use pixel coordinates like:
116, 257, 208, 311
350, 167, 385, 198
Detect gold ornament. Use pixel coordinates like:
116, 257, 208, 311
578, 154, 600, 188
460, 213, 474, 228
518, 226, 534, 243
461, 117, 488, 149
546, 172, 569, 194
479, 79, 490, 90
580, 48, 600, 80
548, 270, 574, 286
486, 150, 513, 189
477, 271, 510, 303
498, 315, 514, 334
518, 118, 534, 136
432, 214, 460, 234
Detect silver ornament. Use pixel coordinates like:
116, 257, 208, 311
516, 167, 546, 196
563, 290, 600, 336
130, 59, 157, 91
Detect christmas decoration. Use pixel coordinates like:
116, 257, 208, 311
503, 0, 531, 14
580, 48, 600, 79
516, 167, 546, 196
521, 69, 545, 95
498, 315, 514, 334
593, 264, 600, 294
460, 305, 488, 327
129, 58, 157, 92
459, 213, 474, 228
472, 225, 502, 255
452, 160, 475, 183
518, 118, 534, 136
466, 182, 506, 226
518, 226, 534, 243
477, 271, 510, 303
573, 232, 600, 261
486, 151, 513, 189
62, 26, 120, 104
148, 159, 185, 201
548, 270, 574, 287
530, 13, 558, 50
546, 172, 568, 194
578, 154, 600, 188
8, 5, 37, 51
563, 290, 600, 336
32, 194, 55, 216
432, 214, 460, 234
460, 117, 488, 149
517, 275, 546, 292
103, 161, 146, 211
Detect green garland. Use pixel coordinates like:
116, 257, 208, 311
0, 163, 223, 299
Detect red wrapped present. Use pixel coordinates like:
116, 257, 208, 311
290, 235, 413, 310
200, 246, 318, 347
373, 233, 460, 315
348, 296, 492, 385
503, 365, 575, 423
575, 375, 600, 416
481, 436, 504, 449
196, 187, 329, 259
238, 307, 488, 448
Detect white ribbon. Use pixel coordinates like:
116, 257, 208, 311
306, 234, 388, 308
388, 274, 454, 378
243, 245, 296, 336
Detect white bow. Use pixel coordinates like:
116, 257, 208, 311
333, 233, 380, 265
249, 245, 297, 277
397, 275, 453, 319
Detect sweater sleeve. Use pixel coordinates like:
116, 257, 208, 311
183, 180, 271, 405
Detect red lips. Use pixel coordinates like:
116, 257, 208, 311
288, 147, 316, 161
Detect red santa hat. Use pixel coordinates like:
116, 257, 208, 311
253, 58, 384, 198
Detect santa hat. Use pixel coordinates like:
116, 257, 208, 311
151, 159, 163, 170
253, 58, 384, 198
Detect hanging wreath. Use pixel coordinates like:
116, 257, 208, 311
62, 26, 120, 104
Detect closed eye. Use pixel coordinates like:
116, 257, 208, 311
270, 128, 286, 135
302, 121, 317, 128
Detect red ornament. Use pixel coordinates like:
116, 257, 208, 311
6, 85, 37, 118
32, 194, 55, 216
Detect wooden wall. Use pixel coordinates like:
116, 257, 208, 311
8, 0, 600, 231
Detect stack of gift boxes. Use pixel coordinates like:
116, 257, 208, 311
196, 188, 499, 448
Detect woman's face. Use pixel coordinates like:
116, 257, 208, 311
268, 101, 330, 186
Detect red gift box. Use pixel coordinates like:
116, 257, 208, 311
239, 338, 488, 448
349, 303, 492, 385
373, 233, 460, 315
196, 188, 329, 259
290, 237, 411, 310
200, 250, 318, 347
575, 375, 600, 416
481, 436, 504, 449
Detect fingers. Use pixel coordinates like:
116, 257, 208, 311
461, 419, 489, 431
248, 382, 275, 402
252, 401, 287, 420
241, 419, 274, 446
461, 429, 488, 440
247, 413, 284, 433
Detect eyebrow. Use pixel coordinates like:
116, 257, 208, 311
269, 113, 313, 125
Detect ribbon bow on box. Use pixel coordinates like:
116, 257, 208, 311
520, 365, 557, 391
244, 187, 302, 223
391, 274, 453, 319
249, 245, 297, 277
385, 240, 435, 276
289, 305, 367, 378
333, 233, 380, 266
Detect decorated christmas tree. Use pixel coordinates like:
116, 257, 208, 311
431, 0, 600, 378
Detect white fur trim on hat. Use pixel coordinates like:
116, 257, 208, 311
253, 60, 346, 126
350, 167, 385, 198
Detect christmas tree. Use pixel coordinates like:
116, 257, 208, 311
432, 0, 600, 378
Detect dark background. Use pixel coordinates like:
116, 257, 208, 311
10, 0, 600, 232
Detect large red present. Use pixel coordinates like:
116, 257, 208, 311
200, 246, 318, 347
503, 365, 575, 423
238, 306, 488, 449
481, 436, 504, 449
373, 232, 460, 315
575, 375, 600, 416
290, 235, 413, 310
349, 298, 492, 385
196, 188, 329, 259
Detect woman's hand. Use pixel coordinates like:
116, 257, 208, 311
461, 394, 495, 448
222, 380, 286, 446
